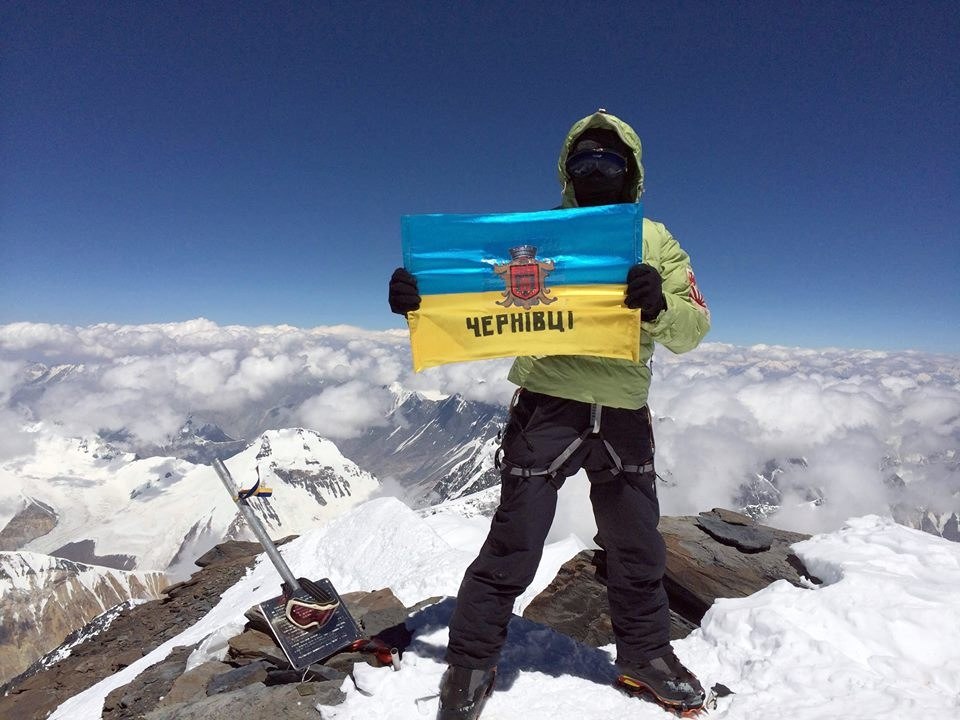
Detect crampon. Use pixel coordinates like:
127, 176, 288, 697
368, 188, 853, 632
616, 674, 707, 717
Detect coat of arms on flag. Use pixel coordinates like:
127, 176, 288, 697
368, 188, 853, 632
494, 245, 557, 309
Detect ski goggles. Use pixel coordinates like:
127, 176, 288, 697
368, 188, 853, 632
284, 599, 338, 630
282, 577, 340, 630
565, 148, 628, 179
285, 597, 338, 630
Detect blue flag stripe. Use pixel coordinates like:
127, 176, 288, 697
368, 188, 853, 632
402, 204, 643, 295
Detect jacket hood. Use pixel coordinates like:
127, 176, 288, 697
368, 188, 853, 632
559, 110, 644, 207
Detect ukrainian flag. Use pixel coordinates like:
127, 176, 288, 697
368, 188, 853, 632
401, 203, 643, 372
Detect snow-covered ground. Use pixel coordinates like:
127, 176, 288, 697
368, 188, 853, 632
48, 496, 960, 720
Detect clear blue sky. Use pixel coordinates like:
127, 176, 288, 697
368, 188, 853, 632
2, 1, 958, 352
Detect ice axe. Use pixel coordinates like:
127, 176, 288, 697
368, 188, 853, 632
212, 458, 339, 629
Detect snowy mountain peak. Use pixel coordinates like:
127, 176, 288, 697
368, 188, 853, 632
387, 381, 450, 412
243, 427, 373, 478
230, 428, 382, 520
340, 393, 503, 508
1, 425, 381, 582
22, 362, 86, 385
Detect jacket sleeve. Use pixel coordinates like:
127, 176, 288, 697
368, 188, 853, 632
642, 221, 711, 354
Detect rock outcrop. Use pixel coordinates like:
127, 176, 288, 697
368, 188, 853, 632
660, 508, 812, 623
523, 550, 699, 646
524, 509, 810, 645
89, 589, 412, 720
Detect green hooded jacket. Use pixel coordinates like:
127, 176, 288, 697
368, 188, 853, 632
507, 110, 711, 409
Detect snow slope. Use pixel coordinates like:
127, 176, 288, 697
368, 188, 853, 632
50, 500, 960, 720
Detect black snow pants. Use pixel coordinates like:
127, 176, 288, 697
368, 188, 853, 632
445, 389, 670, 670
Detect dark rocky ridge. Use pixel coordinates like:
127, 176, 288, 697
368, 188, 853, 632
48, 539, 137, 571
0, 497, 58, 551
0, 540, 275, 719
523, 550, 700, 646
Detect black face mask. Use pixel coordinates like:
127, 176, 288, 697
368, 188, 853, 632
572, 172, 628, 206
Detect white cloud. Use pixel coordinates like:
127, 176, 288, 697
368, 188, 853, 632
0, 408, 35, 460
407, 358, 516, 405
296, 381, 391, 439
0, 321, 416, 444
0, 360, 26, 404
649, 343, 960, 532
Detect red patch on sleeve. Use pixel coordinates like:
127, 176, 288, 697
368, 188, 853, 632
687, 268, 709, 315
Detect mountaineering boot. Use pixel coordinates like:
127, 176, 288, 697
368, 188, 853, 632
437, 665, 496, 720
617, 650, 706, 715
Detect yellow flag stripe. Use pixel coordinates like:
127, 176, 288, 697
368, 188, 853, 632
407, 284, 641, 371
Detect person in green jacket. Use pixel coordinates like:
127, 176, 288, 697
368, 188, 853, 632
389, 109, 710, 719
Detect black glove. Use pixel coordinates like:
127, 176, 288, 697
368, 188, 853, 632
625, 263, 667, 318
388, 267, 421, 315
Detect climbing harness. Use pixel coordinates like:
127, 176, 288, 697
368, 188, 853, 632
496, 390, 655, 483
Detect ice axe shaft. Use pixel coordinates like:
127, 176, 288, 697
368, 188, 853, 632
212, 458, 301, 592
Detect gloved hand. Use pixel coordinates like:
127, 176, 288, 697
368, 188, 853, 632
625, 263, 667, 318
388, 267, 421, 315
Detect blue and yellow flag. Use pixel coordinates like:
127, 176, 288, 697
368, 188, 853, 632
401, 204, 643, 371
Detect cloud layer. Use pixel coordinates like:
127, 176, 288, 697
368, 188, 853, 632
2, 320, 958, 535
648, 343, 960, 532
0, 319, 514, 448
